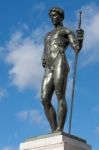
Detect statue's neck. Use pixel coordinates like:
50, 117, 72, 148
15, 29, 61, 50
55, 22, 63, 29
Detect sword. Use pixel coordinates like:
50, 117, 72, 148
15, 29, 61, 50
69, 11, 82, 134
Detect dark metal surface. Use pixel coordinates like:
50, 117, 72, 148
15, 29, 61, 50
41, 7, 84, 133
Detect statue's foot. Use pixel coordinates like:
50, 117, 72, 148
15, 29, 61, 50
50, 127, 63, 133
55, 127, 63, 132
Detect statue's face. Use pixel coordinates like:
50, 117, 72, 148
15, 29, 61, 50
50, 11, 62, 26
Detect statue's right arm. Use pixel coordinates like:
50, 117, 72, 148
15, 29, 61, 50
42, 40, 46, 68
42, 52, 46, 68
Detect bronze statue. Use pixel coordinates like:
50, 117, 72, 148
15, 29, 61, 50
41, 7, 84, 132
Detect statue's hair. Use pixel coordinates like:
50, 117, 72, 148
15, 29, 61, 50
49, 7, 64, 20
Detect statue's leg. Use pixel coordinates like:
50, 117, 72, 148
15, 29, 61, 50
41, 68, 57, 132
54, 54, 69, 132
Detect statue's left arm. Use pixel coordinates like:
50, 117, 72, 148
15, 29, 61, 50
67, 29, 84, 53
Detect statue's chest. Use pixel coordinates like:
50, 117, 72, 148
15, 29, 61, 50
45, 30, 68, 44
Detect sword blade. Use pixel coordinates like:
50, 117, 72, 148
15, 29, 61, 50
69, 52, 78, 134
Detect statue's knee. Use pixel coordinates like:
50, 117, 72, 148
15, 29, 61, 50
41, 98, 46, 106
41, 94, 50, 107
55, 90, 63, 100
41, 97, 45, 106
42, 100, 51, 108
41, 93, 46, 103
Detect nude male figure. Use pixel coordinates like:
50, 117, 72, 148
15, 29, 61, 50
41, 7, 83, 132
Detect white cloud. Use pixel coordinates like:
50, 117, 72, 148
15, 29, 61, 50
0, 88, 7, 103
2, 22, 51, 90
79, 3, 99, 66
31, 23, 50, 44
6, 37, 43, 90
17, 109, 45, 124
4, 25, 51, 90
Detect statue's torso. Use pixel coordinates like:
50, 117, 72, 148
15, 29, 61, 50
44, 27, 69, 66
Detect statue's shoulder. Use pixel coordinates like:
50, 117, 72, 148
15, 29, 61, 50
63, 27, 75, 35
44, 31, 52, 39
44, 31, 51, 41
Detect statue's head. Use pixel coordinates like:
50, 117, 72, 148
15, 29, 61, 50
49, 7, 64, 26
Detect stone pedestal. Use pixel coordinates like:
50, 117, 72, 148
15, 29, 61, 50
20, 132, 92, 150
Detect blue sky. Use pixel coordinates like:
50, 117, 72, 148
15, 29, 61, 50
0, 0, 99, 150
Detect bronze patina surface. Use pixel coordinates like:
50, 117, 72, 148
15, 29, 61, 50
41, 7, 84, 132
